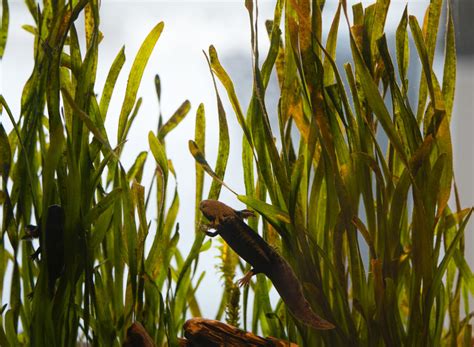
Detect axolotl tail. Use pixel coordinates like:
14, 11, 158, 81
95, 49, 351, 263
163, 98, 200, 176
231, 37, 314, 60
267, 258, 335, 330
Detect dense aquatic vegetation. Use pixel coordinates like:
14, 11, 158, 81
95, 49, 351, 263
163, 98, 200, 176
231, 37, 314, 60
0, 0, 472, 345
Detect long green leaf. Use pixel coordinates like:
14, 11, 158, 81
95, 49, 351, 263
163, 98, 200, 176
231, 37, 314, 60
237, 195, 289, 230
323, 3, 341, 86
194, 104, 206, 227
395, 6, 409, 95
0, 0, 9, 58
442, 4, 456, 119
188, 140, 236, 196
208, 45, 253, 151
347, 27, 407, 166
0, 123, 11, 181
426, 209, 472, 311
158, 100, 190, 141
117, 22, 164, 143
99, 47, 126, 120
149, 131, 169, 184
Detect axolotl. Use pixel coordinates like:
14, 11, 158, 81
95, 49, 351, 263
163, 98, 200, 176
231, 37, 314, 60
199, 199, 335, 330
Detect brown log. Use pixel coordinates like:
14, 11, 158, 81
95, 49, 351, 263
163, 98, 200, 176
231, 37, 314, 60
180, 317, 298, 347
123, 322, 156, 347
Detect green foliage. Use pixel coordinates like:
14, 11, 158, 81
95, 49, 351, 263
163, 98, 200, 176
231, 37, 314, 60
0, 0, 8, 59
191, 0, 473, 345
0, 1, 194, 345
0, 0, 471, 346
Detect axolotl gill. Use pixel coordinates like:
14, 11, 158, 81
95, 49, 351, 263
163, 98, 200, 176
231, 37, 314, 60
199, 199, 335, 330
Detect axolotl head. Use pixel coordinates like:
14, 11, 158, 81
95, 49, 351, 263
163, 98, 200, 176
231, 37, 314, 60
200, 200, 255, 225
199, 199, 235, 224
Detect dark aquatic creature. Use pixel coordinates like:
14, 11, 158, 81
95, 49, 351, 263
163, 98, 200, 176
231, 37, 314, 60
200, 199, 335, 330
23, 204, 65, 296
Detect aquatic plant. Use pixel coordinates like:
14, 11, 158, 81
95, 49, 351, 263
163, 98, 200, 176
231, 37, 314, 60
0, 0, 471, 345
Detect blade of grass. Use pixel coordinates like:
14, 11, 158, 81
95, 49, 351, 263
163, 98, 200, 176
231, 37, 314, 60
0, 0, 9, 58
158, 100, 190, 141
99, 47, 126, 120
117, 22, 164, 144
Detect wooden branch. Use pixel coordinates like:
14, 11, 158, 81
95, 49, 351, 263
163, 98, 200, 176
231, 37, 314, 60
179, 317, 298, 347
123, 322, 156, 347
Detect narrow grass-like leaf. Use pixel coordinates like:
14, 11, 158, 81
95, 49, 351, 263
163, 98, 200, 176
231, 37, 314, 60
117, 22, 164, 143
0, 0, 9, 58
423, 0, 443, 64
409, 16, 444, 112
122, 98, 143, 144
237, 195, 289, 225
377, 35, 421, 154
127, 151, 148, 183
85, 187, 122, 226
453, 249, 474, 297
158, 100, 190, 140
289, 155, 304, 220
84, 3, 96, 48
426, 209, 472, 312
62, 88, 112, 152
442, 4, 456, 118
188, 140, 237, 196
162, 188, 179, 244
352, 216, 376, 259
149, 131, 169, 184
346, 24, 408, 166
9, 262, 20, 338
0, 123, 11, 180
396, 6, 409, 94
260, 0, 283, 88
208, 45, 253, 150
99, 47, 126, 120
369, 0, 390, 66
194, 104, 206, 227
0, 323, 8, 347
255, 275, 278, 336
323, 3, 341, 86
120, 167, 138, 322
405, 20, 454, 217
204, 51, 231, 199
5, 310, 18, 347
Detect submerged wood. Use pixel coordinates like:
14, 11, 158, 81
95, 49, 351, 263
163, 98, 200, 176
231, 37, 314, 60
122, 322, 156, 347
179, 317, 298, 346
